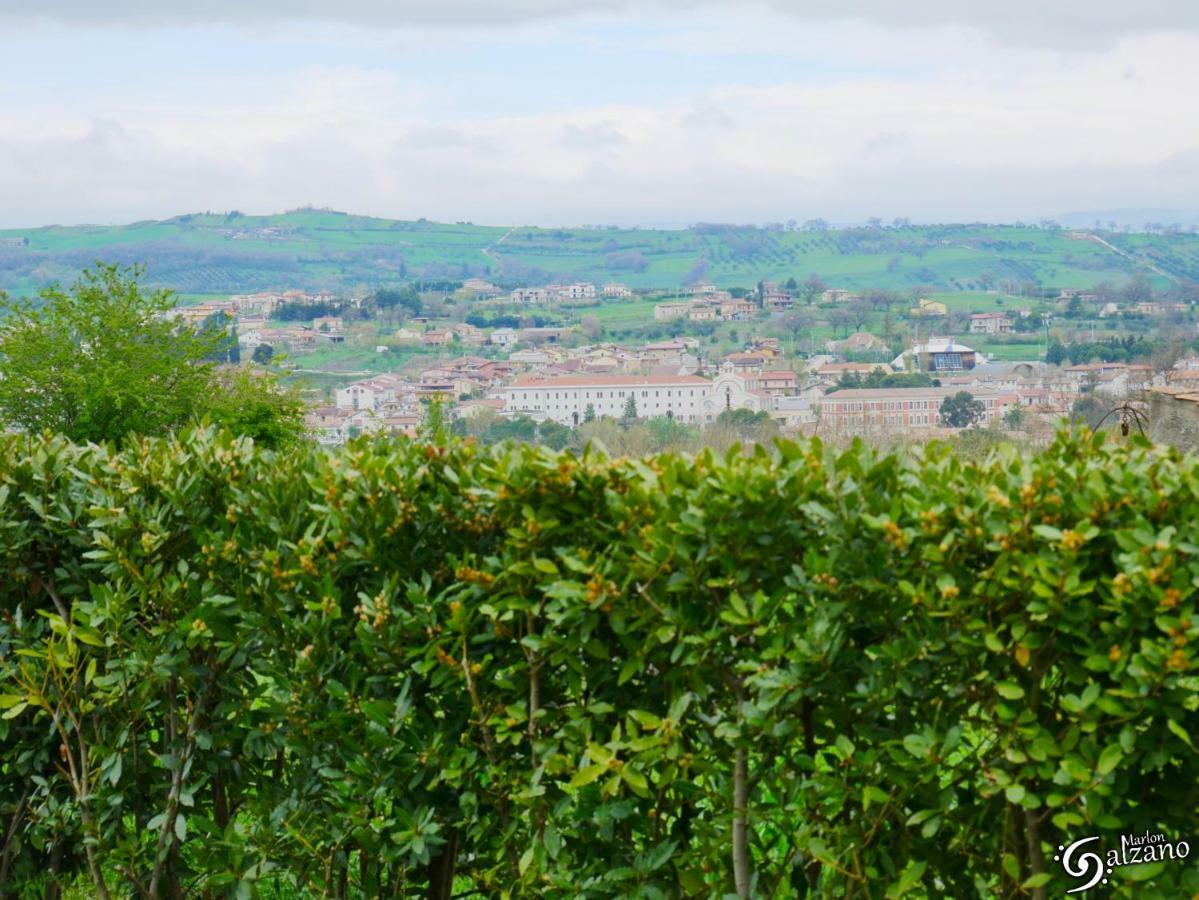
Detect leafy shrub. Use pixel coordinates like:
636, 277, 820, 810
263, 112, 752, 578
0, 429, 1196, 897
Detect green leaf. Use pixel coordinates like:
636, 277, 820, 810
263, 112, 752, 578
863, 785, 888, 810
533, 557, 559, 575
568, 764, 606, 789
1167, 718, 1194, 749
518, 846, 535, 876
74, 627, 105, 647
886, 859, 927, 898
1096, 744, 1123, 776
621, 766, 650, 796
902, 734, 930, 758
628, 709, 661, 730
996, 682, 1025, 700
1, 702, 27, 719
1022, 873, 1051, 888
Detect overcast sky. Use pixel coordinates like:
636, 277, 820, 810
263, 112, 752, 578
1, 0, 1197, 228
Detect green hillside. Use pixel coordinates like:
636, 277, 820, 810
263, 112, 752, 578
0, 209, 1194, 295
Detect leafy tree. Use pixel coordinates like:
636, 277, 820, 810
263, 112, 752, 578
622, 394, 638, 420
0, 264, 307, 446
1002, 404, 1026, 430
375, 286, 422, 317
251, 343, 275, 364
1046, 340, 1068, 365
537, 420, 572, 450
939, 391, 985, 428
579, 315, 603, 341
484, 414, 537, 444
200, 368, 307, 450
1070, 395, 1108, 429
0, 264, 224, 443
200, 311, 240, 363
583, 403, 596, 423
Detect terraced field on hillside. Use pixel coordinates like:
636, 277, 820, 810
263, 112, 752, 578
1, 210, 1193, 295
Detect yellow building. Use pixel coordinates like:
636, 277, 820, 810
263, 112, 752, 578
909, 298, 948, 317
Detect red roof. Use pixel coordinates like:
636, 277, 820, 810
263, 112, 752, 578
509, 374, 710, 388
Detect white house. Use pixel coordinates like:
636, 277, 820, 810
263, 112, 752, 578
550, 283, 597, 301
511, 288, 550, 304
969, 313, 1013, 335
490, 327, 519, 347
335, 379, 396, 411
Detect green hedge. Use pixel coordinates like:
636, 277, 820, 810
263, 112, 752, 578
0, 429, 1196, 898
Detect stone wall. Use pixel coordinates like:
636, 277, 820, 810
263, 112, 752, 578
1149, 387, 1199, 451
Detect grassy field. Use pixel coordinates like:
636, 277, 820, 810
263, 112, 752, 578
2, 210, 1194, 296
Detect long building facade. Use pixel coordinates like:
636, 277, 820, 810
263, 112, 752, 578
501, 373, 776, 425
819, 386, 1017, 431
503, 375, 712, 424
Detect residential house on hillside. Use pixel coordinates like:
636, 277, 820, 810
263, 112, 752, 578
602, 283, 632, 297
450, 322, 486, 346
640, 340, 695, 362
511, 287, 550, 304
748, 337, 783, 357
489, 327, 519, 347
969, 312, 1013, 334
720, 352, 771, 375
462, 278, 501, 297
825, 332, 886, 354
756, 370, 799, 397
654, 301, 690, 322
720, 298, 757, 320
312, 316, 344, 333
421, 330, 452, 348
910, 298, 948, 317
335, 379, 397, 411
762, 290, 795, 311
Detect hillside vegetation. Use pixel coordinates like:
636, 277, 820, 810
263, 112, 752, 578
1, 428, 1196, 897
1, 210, 1196, 295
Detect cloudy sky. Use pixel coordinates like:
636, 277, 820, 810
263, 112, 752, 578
1, 1, 1197, 228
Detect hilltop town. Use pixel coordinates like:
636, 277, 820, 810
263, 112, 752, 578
173, 273, 1199, 448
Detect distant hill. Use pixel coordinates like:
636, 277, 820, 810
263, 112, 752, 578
1, 209, 1197, 296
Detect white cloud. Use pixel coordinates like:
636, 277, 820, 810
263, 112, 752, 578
0, 13, 1197, 227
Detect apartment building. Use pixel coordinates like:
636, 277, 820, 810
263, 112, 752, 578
819, 386, 1017, 430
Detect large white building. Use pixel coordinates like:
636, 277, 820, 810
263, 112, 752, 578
501, 372, 778, 426
503, 375, 711, 424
